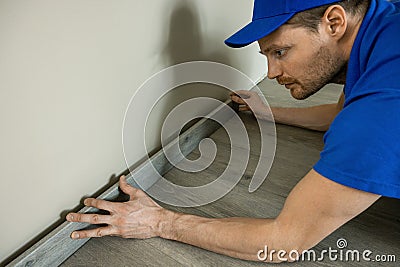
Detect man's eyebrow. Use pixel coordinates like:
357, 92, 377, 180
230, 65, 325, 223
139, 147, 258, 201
260, 44, 283, 54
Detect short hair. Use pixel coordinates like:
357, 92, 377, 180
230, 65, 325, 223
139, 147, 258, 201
287, 0, 370, 32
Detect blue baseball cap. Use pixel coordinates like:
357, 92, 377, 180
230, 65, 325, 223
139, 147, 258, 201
225, 0, 340, 48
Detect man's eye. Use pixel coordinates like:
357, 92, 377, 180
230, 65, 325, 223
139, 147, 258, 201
275, 49, 287, 58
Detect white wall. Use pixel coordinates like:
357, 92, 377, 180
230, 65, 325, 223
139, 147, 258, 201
0, 0, 266, 262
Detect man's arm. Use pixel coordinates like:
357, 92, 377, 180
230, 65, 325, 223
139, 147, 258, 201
67, 172, 379, 262
231, 91, 345, 131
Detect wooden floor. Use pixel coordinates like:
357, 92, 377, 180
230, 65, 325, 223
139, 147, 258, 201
61, 80, 399, 266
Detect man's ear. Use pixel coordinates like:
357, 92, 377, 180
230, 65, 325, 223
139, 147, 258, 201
321, 5, 347, 40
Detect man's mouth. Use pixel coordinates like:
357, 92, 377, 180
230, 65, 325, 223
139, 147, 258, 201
284, 83, 295, 89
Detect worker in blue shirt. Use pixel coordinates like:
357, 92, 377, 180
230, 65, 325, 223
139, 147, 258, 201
67, 0, 400, 262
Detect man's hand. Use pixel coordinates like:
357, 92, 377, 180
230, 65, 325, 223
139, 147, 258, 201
66, 176, 168, 239
230, 90, 273, 121
232, 91, 345, 131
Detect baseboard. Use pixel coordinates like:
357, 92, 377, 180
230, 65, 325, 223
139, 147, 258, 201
6, 99, 236, 267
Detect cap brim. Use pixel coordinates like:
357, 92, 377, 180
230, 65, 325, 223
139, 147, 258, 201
224, 13, 295, 48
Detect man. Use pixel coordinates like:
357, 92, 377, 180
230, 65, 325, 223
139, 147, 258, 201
67, 0, 400, 262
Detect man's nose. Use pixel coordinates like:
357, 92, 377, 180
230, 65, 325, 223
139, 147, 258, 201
267, 60, 282, 80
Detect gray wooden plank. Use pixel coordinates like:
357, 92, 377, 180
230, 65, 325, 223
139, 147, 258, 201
61, 237, 183, 267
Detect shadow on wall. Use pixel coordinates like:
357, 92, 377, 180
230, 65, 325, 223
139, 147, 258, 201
163, 1, 231, 65
143, 1, 233, 155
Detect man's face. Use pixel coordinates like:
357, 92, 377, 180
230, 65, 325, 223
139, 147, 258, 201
258, 24, 346, 100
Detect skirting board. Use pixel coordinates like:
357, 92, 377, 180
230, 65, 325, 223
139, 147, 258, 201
7, 100, 236, 267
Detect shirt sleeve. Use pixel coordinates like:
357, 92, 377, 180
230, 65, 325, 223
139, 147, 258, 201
313, 93, 400, 198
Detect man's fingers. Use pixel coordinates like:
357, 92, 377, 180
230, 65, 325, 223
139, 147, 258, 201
119, 175, 139, 199
70, 226, 115, 239
66, 212, 110, 224
230, 90, 252, 98
83, 198, 116, 212
231, 95, 247, 105
229, 90, 250, 96
239, 106, 251, 111
230, 91, 256, 106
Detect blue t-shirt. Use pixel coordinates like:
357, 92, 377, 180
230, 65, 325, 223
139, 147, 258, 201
313, 0, 400, 199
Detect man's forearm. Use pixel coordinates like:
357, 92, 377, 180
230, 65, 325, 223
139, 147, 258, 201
159, 210, 290, 262
67, 172, 377, 263
271, 104, 338, 131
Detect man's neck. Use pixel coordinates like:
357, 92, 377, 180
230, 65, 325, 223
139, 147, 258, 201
330, 63, 348, 85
